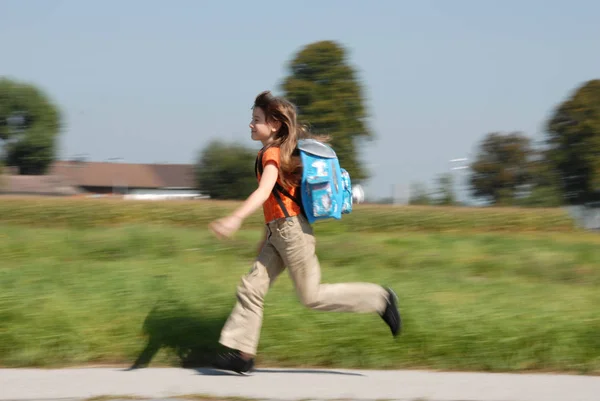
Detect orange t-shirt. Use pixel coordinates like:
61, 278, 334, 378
257, 146, 302, 223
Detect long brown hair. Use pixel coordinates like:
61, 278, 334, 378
253, 90, 329, 189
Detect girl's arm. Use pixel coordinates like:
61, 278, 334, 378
231, 161, 278, 220
209, 161, 279, 239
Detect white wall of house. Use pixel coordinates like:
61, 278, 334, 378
123, 188, 208, 200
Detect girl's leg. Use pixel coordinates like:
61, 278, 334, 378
217, 234, 285, 364
270, 214, 389, 314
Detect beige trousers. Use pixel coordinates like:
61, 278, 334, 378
219, 213, 388, 356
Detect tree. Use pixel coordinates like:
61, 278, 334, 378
514, 148, 563, 207
194, 140, 258, 200
469, 132, 534, 205
281, 40, 373, 182
408, 181, 431, 205
545, 79, 600, 205
432, 173, 456, 206
0, 77, 62, 175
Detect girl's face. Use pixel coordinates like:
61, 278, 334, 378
250, 107, 279, 145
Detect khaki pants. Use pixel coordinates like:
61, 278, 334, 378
219, 213, 388, 356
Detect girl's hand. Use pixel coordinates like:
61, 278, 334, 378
209, 215, 242, 239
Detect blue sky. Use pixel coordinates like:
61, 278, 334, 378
1, 0, 599, 200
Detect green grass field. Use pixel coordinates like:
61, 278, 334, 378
1, 199, 599, 373
0, 196, 577, 232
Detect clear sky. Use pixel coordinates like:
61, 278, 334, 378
1, 0, 599, 201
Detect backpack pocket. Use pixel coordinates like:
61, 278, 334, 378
305, 175, 334, 217
341, 168, 353, 214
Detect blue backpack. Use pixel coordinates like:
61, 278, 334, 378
255, 139, 353, 224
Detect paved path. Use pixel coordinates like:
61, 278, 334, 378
1, 367, 599, 401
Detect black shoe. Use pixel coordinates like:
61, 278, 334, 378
213, 350, 255, 375
380, 287, 401, 336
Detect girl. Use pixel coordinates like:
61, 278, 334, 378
209, 90, 401, 374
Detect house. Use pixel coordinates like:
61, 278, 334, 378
1, 160, 207, 200
49, 160, 206, 200
0, 166, 82, 196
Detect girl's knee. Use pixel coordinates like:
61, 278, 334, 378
237, 268, 269, 301
297, 288, 319, 309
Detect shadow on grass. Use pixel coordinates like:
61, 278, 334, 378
130, 299, 228, 369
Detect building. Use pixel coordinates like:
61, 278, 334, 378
0, 166, 82, 196
1, 161, 207, 200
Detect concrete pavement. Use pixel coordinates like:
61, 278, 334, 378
1, 367, 599, 401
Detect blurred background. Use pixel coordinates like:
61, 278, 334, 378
2, 0, 600, 211
1, 0, 599, 374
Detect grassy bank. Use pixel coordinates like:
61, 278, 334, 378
0, 196, 577, 233
1, 223, 599, 373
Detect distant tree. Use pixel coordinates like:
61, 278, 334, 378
432, 173, 456, 206
469, 132, 534, 205
515, 148, 563, 207
545, 79, 600, 205
194, 140, 257, 200
372, 196, 394, 205
281, 40, 373, 182
0, 77, 62, 174
409, 181, 431, 205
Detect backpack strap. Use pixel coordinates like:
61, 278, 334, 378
255, 148, 302, 219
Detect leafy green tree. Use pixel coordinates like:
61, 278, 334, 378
0, 77, 62, 174
515, 148, 563, 207
194, 140, 257, 200
545, 79, 600, 204
469, 132, 534, 205
281, 40, 373, 182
